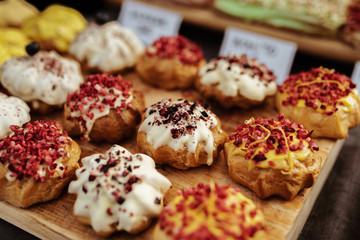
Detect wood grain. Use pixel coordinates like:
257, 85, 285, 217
0, 72, 342, 240
110, 0, 358, 62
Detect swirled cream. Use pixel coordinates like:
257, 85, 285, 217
66, 74, 134, 141
199, 55, 277, 101
0, 51, 83, 106
138, 99, 219, 165
69, 21, 144, 73
0, 93, 30, 139
68, 145, 171, 235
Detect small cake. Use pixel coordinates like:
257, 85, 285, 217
137, 99, 227, 169
69, 21, 145, 73
276, 67, 360, 138
0, 48, 83, 114
0, 28, 31, 68
136, 35, 206, 89
224, 115, 321, 200
68, 144, 171, 236
0, 120, 81, 208
153, 182, 266, 239
22, 4, 87, 52
64, 73, 144, 142
0, 0, 38, 27
0, 93, 30, 139
196, 54, 277, 108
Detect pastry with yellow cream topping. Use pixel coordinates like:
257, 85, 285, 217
68, 145, 171, 236
22, 4, 87, 52
0, 0, 38, 27
276, 67, 360, 139
224, 114, 321, 200
153, 182, 266, 239
196, 54, 277, 108
0, 28, 31, 68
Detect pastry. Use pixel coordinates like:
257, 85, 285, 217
69, 21, 145, 73
196, 54, 277, 108
22, 4, 87, 52
136, 35, 206, 89
68, 144, 171, 236
0, 28, 31, 68
0, 93, 30, 139
214, 0, 360, 50
64, 73, 144, 142
276, 67, 360, 139
224, 114, 321, 200
0, 0, 38, 27
0, 49, 84, 114
137, 99, 227, 169
0, 120, 81, 208
153, 182, 266, 239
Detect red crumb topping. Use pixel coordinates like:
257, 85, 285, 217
158, 182, 265, 239
146, 99, 215, 139
229, 114, 319, 163
207, 55, 276, 83
66, 73, 133, 139
146, 35, 204, 65
345, 2, 360, 32
279, 67, 356, 115
0, 121, 71, 182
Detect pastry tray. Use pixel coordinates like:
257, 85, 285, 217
0, 72, 344, 240
108, 0, 359, 63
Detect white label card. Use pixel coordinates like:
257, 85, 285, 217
351, 61, 360, 92
219, 27, 297, 84
118, 0, 182, 46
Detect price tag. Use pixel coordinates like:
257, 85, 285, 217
118, 0, 182, 46
351, 61, 360, 92
219, 27, 297, 84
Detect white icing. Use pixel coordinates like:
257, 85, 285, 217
138, 99, 219, 165
69, 21, 145, 73
199, 58, 277, 101
0, 93, 30, 139
68, 145, 171, 234
0, 51, 83, 105
68, 84, 133, 140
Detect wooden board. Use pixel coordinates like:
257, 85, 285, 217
0, 72, 342, 240
109, 0, 358, 63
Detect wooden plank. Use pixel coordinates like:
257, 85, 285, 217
0, 72, 341, 239
110, 0, 358, 62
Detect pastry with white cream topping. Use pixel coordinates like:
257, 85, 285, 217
68, 144, 171, 236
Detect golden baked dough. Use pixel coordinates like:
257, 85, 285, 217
224, 115, 322, 200
136, 35, 206, 89
196, 55, 277, 109
0, 121, 81, 208
137, 99, 227, 169
153, 182, 267, 239
276, 67, 360, 139
64, 74, 144, 142
0, 0, 38, 27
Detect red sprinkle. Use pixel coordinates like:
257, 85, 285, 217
229, 114, 319, 164
279, 67, 356, 115
0, 121, 71, 182
146, 35, 204, 65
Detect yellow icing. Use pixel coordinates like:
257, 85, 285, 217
22, 4, 87, 52
231, 119, 311, 173
0, 0, 39, 27
0, 28, 30, 66
165, 182, 265, 239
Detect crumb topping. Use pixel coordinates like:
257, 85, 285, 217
0, 121, 71, 182
229, 114, 319, 173
66, 74, 134, 140
146, 35, 204, 65
279, 67, 357, 115
158, 182, 266, 239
